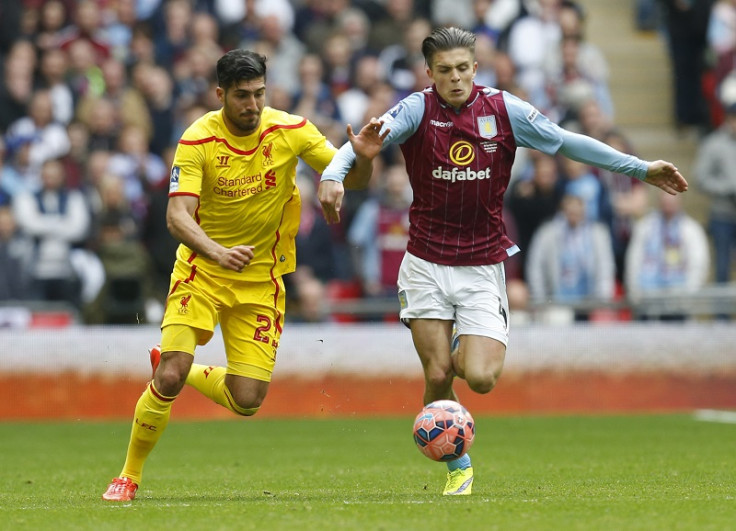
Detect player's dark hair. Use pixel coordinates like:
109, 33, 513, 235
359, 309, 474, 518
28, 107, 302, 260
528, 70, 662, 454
216, 49, 267, 91
421, 27, 476, 68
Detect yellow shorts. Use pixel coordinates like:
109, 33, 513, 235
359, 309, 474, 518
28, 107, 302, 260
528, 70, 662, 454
161, 259, 286, 382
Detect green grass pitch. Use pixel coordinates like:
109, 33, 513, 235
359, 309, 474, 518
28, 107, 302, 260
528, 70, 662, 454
0, 414, 734, 530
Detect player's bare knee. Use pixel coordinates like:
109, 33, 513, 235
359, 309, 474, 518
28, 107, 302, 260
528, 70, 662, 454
230, 391, 264, 416
425, 366, 453, 391
466, 369, 500, 394
155, 366, 187, 396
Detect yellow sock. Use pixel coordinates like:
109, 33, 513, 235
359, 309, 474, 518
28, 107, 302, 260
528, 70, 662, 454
186, 364, 255, 416
120, 382, 175, 484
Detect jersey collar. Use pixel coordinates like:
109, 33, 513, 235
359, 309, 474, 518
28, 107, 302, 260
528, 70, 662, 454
432, 84, 483, 113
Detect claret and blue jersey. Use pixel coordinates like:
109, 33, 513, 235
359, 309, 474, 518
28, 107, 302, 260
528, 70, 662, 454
322, 83, 649, 267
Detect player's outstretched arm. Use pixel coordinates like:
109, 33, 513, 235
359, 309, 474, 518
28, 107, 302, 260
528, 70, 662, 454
344, 118, 389, 189
643, 160, 688, 195
319, 119, 389, 224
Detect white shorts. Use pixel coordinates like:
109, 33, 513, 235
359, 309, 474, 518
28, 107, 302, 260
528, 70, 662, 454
397, 252, 509, 346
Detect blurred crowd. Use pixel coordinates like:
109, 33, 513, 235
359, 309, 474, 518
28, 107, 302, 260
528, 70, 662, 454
0, 0, 734, 325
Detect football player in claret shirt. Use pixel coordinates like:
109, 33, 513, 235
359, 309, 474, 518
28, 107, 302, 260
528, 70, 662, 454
102, 49, 386, 502
318, 26, 688, 496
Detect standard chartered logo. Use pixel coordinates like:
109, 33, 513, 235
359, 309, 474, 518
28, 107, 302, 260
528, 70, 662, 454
449, 140, 475, 166
434, 141, 490, 182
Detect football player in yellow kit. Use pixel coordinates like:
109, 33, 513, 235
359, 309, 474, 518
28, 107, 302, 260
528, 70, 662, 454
103, 49, 387, 501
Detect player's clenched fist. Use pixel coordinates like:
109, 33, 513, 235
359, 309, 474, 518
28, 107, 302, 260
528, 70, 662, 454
217, 245, 255, 272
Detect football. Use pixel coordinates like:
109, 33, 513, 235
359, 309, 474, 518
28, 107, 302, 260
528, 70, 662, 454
412, 400, 475, 462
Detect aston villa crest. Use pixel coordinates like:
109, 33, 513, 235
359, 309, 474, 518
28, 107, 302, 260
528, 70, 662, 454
477, 116, 497, 139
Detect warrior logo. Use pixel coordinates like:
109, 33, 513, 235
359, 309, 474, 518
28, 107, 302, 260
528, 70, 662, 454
216, 155, 230, 167
262, 143, 274, 166
449, 141, 475, 166
178, 294, 192, 314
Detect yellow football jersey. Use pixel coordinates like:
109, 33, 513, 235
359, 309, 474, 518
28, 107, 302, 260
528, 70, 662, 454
169, 106, 337, 281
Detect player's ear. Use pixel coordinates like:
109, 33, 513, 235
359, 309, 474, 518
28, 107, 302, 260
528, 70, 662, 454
216, 86, 225, 104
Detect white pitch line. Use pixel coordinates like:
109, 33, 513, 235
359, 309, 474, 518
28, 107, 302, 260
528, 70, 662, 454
693, 409, 736, 424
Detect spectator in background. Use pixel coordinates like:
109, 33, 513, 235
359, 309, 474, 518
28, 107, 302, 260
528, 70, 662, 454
77, 57, 153, 141
706, 0, 736, 100
506, 152, 563, 278
240, 14, 304, 97
5, 89, 72, 191
491, 50, 523, 96
38, 48, 75, 127
103, 0, 139, 63
0, 205, 34, 301
80, 149, 113, 217
337, 6, 373, 57
0, 0, 23, 59
545, 0, 611, 119
321, 31, 357, 99
348, 164, 412, 298
473, 32, 499, 88
172, 44, 218, 111
694, 101, 736, 283
543, 30, 613, 124
81, 97, 120, 151
61, 120, 92, 189
294, 173, 341, 283
564, 96, 614, 141
141, 176, 179, 303
35, 0, 69, 52
58, 0, 111, 65
218, 0, 262, 51
153, 0, 192, 69
288, 268, 331, 323
189, 11, 222, 53
86, 174, 152, 324
597, 129, 649, 282
0, 137, 26, 200
0, 40, 36, 131
107, 124, 168, 222
379, 17, 432, 96
295, 0, 350, 54
369, 0, 418, 51
526, 193, 616, 316
65, 38, 105, 101
3, 136, 37, 197
292, 54, 344, 143
126, 21, 157, 68
560, 156, 611, 223
13, 159, 91, 309
136, 65, 178, 156
658, 0, 714, 134
433, 0, 476, 29
337, 55, 386, 127
471, 0, 514, 44
505, 0, 563, 109
625, 191, 710, 319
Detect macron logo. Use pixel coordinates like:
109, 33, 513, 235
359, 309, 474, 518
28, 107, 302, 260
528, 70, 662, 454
430, 120, 453, 128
